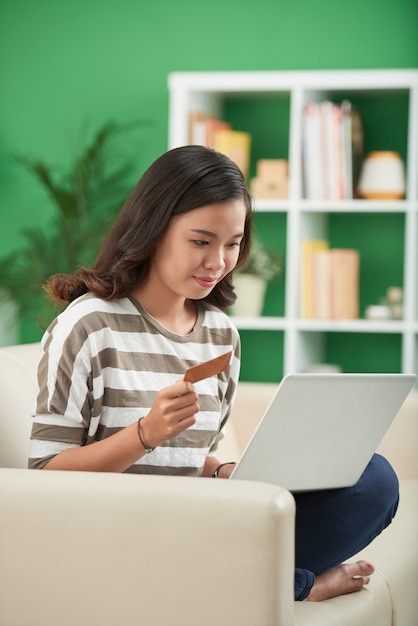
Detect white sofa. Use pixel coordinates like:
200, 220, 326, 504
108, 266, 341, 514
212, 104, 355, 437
0, 342, 417, 626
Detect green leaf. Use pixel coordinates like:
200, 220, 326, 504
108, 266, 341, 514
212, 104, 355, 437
2, 118, 152, 322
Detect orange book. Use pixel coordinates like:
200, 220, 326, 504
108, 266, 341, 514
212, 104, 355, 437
204, 118, 231, 148
188, 112, 231, 147
331, 249, 359, 319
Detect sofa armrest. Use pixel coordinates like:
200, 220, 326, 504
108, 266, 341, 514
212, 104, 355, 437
0, 468, 296, 626
0, 343, 41, 468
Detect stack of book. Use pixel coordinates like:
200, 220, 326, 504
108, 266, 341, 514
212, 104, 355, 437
301, 240, 360, 319
302, 100, 363, 200
188, 111, 251, 179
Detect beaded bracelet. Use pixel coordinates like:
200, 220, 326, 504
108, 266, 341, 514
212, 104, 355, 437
137, 418, 155, 454
212, 462, 236, 478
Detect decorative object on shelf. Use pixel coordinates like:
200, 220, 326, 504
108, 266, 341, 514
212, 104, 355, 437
250, 159, 288, 199
230, 234, 281, 317
365, 286, 403, 321
0, 119, 151, 332
358, 151, 406, 200
386, 286, 403, 320
365, 304, 391, 320
230, 274, 267, 317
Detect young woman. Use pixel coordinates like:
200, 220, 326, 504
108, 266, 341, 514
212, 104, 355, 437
29, 145, 399, 602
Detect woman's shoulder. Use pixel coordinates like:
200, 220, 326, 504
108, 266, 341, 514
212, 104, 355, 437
43, 294, 139, 344
58, 293, 138, 321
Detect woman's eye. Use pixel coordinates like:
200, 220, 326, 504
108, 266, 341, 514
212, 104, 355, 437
227, 242, 241, 249
192, 239, 208, 247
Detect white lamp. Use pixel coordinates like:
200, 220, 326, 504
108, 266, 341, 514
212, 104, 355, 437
358, 151, 406, 200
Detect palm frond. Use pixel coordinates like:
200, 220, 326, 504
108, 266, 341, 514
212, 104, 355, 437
1, 118, 152, 325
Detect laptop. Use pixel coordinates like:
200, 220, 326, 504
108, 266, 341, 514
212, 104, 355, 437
230, 373, 416, 492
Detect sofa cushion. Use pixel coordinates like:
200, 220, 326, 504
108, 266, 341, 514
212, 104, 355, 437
354, 479, 418, 626
294, 570, 392, 626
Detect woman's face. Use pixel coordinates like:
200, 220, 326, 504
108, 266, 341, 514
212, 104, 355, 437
149, 199, 247, 301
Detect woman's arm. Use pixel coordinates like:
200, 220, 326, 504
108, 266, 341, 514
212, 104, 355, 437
43, 421, 144, 472
202, 457, 236, 478
43, 380, 199, 472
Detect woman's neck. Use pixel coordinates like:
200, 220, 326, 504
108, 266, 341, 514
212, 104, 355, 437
131, 283, 198, 336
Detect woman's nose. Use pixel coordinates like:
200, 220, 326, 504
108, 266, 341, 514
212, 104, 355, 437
203, 248, 225, 270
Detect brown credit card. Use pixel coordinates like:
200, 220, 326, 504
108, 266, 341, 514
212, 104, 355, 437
183, 351, 232, 383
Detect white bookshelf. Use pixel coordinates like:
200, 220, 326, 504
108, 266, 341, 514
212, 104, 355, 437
168, 70, 418, 381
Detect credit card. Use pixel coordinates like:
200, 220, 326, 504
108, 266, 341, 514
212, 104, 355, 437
183, 351, 232, 383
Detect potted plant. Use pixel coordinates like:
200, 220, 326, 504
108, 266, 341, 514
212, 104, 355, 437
231, 232, 282, 317
0, 119, 150, 345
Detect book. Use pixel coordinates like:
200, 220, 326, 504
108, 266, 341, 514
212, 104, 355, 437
332, 104, 344, 200
331, 249, 359, 319
341, 100, 353, 200
320, 101, 345, 200
320, 101, 335, 200
188, 112, 231, 148
189, 111, 212, 145
310, 248, 360, 319
205, 118, 231, 148
311, 249, 333, 318
301, 239, 329, 318
302, 102, 323, 199
302, 99, 363, 200
214, 129, 251, 179
350, 107, 364, 197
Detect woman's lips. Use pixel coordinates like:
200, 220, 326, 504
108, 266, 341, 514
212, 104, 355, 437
194, 276, 219, 289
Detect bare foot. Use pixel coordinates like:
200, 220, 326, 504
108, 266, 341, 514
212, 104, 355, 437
305, 560, 375, 602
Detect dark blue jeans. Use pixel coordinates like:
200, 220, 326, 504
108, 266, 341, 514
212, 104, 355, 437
293, 453, 399, 600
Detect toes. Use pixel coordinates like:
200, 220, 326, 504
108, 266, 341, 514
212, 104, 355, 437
358, 560, 375, 576
350, 576, 367, 592
344, 560, 375, 578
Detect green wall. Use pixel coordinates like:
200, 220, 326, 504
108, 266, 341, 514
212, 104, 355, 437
1, 0, 417, 376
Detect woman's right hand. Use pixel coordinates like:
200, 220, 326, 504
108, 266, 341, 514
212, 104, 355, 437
139, 380, 199, 449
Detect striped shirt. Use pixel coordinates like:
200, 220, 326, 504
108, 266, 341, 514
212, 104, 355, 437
29, 293, 240, 475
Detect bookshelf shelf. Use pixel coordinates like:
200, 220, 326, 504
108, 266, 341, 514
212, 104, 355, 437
232, 317, 407, 334
253, 199, 290, 212
295, 319, 406, 333
231, 316, 288, 331
299, 200, 411, 213
254, 199, 412, 213
168, 69, 418, 382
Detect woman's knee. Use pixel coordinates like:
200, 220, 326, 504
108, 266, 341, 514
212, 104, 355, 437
357, 453, 399, 521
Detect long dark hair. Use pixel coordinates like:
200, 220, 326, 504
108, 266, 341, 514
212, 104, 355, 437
45, 145, 253, 310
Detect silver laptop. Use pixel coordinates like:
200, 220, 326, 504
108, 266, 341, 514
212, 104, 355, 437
230, 373, 416, 492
